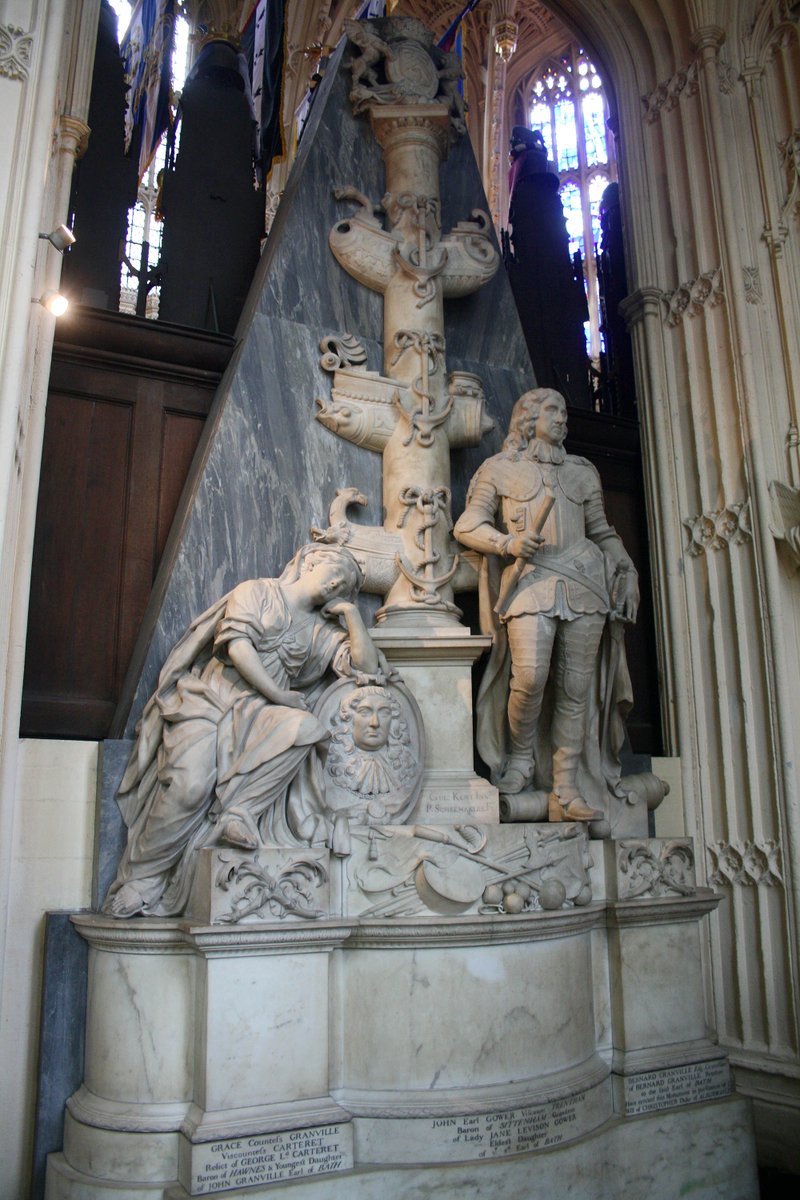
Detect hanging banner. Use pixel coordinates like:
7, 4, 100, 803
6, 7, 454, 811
120, 0, 176, 179
241, 0, 286, 183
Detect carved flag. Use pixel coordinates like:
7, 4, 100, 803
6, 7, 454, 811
120, 0, 176, 180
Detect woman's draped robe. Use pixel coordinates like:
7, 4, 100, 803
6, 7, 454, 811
104, 579, 353, 916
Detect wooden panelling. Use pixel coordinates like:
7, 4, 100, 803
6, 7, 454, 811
21, 309, 233, 739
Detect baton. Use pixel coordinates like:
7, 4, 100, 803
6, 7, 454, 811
494, 491, 555, 617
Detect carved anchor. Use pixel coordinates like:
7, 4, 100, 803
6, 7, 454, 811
391, 330, 450, 446
313, 20, 500, 623
396, 486, 458, 606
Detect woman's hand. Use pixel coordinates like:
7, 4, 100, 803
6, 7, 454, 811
321, 598, 357, 620
277, 689, 308, 711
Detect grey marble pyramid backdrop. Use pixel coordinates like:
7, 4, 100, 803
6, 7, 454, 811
114, 35, 534, 737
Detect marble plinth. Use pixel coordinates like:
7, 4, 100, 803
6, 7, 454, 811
46, 1097, 757, 1199
373, 628, 498, 824
45, 844, 756, 1199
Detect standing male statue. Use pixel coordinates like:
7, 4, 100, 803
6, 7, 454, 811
454, 388, 639, 822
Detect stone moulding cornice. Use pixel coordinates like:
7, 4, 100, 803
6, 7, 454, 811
605, 889, 720, 927
347, 908, 605, 947
182, 1097, 352, 1143
72, 908, 609, 952
683, 501, 752, 556
0, 23, 33, 81
768, 477, 800, 570
67, 1083, 190, 1133
611, 1039, 729, 1077
708, 838, 784, 886
334, 1055, 610, 1119
661, 267, 724, 326
71, 913, 354, 956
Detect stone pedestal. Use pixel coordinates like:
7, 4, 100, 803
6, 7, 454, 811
46, 835, 757, 1200
374, 628, 498, 823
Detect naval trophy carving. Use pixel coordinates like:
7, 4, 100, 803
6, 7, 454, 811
313, 17, 499, 625
346, 823, 592, 918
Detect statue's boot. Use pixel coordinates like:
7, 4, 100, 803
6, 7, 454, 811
497, 755, 534, 794
548, 736, 603, 823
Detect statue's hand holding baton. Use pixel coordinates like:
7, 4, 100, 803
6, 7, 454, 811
494, 492, 555, 618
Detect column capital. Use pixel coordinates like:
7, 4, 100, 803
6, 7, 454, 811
619, 287, 664, 329
59, 115, 90, 160
690, 25, 726, 55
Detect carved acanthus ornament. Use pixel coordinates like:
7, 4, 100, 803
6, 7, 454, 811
642, 62, 699, 122
661, 267, 724, 325
642, 40, 735, 124
708, 839, 783, 887
742, 265, 763, 303
683, 502, 752, 556
215, 853, 329, 923
314, 18, 498, 625
0, 24, 33, 81
616, 840, 696, 900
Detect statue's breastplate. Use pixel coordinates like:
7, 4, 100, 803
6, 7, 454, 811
499, 461, 587, 551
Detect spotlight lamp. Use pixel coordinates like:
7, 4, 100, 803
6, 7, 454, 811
35, 290, 69, 317
39, 224, 76, 253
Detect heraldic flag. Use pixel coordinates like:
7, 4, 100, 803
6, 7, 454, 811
241, 0, 286, 184
121, 0, 176, 180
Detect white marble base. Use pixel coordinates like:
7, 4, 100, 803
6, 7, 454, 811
45, 839, 757, 1200
46, 1096, 756, 1199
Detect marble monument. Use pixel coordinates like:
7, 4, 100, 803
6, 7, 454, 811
44, 16, 756, 1200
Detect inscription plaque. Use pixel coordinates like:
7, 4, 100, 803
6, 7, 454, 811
357, 1080, 612, 1165
186, 1124, 353, 1195
622, 1059, 731, 1116
416, 787, 498, 823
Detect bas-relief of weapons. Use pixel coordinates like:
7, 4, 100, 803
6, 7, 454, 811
313, 17, 499, 627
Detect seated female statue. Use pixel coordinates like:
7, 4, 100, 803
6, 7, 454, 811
104, 542, 383, 917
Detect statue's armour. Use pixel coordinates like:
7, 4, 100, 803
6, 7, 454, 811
456, 450, 619, 619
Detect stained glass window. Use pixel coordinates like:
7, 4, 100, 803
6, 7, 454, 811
527, 46, 616, 362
